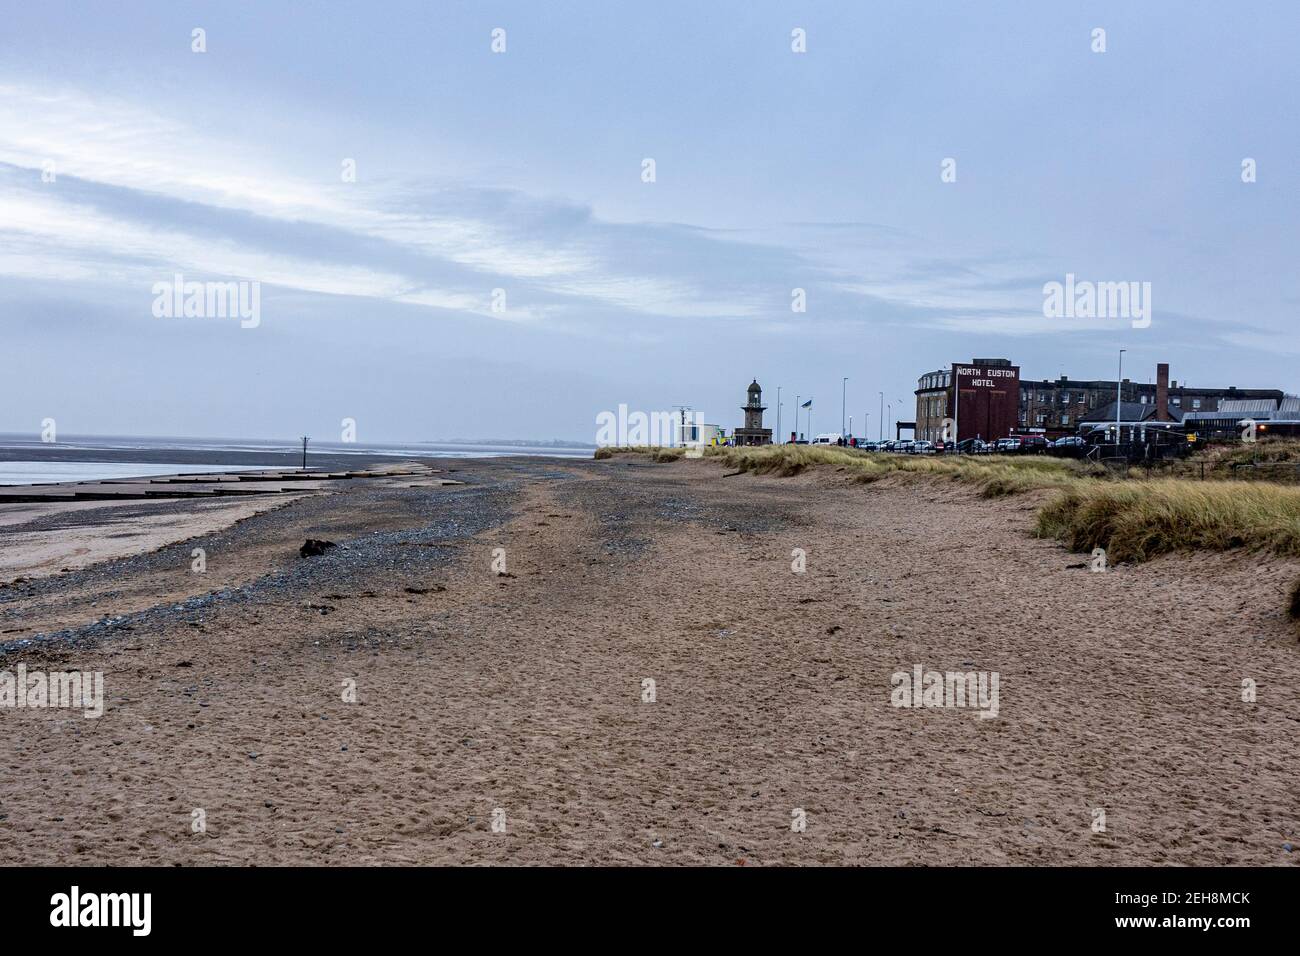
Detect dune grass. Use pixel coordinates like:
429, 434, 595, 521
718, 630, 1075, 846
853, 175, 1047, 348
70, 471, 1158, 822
593, 445, 684, 463
1183, 438, 1300, 484
599, 444, 1300, 579
1035, 479, 1300, 563
702, 444, 1099, 497
1199, 437, 1300, 467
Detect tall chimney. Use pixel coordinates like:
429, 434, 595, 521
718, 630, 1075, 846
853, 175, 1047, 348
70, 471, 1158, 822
1156, 363, 1170, 421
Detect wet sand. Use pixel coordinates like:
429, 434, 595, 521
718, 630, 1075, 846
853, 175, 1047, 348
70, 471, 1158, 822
0, 496, 307, 582
1, 455, 1297, 865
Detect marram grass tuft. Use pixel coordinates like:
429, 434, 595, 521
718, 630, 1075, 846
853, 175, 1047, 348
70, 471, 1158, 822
1035, 479, 1300, 563
702, 444, 1097, 497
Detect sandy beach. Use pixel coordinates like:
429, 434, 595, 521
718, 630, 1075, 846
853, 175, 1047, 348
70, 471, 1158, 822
1, 454, 1297, 865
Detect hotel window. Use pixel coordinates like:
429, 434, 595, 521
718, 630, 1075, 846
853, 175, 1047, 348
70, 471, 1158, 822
1171, 397, 1181, 406
1192, 398, 1202, 410
1060, 414, 1069, 425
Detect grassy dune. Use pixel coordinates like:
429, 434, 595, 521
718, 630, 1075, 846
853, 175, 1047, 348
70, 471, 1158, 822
702, 444, 1099, 497
593, 445, 685, 462
1035, 480, 1300, 563
1183, 438, 1300, 483
596, 446, 1300, 586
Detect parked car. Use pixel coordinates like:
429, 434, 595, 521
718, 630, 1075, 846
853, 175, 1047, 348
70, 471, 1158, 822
954, 438, 989, 454
1050, 435, 1088, 457
894, 440, 915, 453
1019, 435, 1050, 455
910, 440, 935, 454
993, 437, 1020, 453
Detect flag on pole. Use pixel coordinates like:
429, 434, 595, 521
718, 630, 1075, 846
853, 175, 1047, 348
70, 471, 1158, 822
800, 399, 812, 408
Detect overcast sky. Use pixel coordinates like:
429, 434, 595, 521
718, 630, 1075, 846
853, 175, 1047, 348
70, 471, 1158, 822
2, 1, 1296, 443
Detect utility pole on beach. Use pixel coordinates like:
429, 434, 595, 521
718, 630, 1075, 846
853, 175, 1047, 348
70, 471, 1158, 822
795, 395, 800, 441
301, 435, 310, 470
776, 386, 782, 443
878, 391, 884, 442
672, 405, 698, 447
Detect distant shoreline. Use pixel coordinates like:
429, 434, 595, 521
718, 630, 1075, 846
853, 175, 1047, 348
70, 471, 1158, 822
0, 432, 595, 450
0, 436, 593, 480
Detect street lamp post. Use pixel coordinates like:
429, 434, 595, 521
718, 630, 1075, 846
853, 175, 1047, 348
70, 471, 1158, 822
776, 386, 782, 443
951, 366, 959, 452
1116, 349, 1126, 449
878, 391, 884, 442
841, 377, 848, 438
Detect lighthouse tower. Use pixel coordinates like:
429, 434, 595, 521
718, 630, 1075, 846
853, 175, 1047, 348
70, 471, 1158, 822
734, 379, 773, 446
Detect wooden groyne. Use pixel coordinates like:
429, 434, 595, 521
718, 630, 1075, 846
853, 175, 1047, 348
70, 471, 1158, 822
0, 463, 460, 503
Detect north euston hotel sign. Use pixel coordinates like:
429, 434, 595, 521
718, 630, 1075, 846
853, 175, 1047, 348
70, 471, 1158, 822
953, 362, 1020, 443
956, 365, 1016, 388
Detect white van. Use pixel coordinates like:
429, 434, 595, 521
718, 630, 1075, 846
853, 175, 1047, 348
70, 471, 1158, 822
811, 433, 842, 445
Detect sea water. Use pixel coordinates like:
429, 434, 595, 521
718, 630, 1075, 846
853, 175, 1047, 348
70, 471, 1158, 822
0, 433, 594, 485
